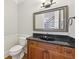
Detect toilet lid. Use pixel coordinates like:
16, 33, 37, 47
9, 45, 23, 52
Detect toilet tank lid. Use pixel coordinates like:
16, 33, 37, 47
9, 45, 23, 52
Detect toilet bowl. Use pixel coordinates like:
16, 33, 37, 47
9, 37, 26, 59
9, 45, 23, 59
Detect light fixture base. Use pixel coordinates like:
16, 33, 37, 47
41, 2, 56, 8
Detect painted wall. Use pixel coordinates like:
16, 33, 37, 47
18, 0, 75, 38
4, 0, 19, 57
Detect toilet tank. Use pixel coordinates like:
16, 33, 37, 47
19, 37, 26, 46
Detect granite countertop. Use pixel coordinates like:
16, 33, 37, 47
27, 37, 75, 48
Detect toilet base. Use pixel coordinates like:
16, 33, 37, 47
11, 52, 24, 59
12, 53, 20, 59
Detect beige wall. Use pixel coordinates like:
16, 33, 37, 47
4, 0, 19, 57
18, 0, 75, 38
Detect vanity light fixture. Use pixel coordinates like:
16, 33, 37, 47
41, 0, 56, 8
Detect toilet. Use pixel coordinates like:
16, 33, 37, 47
9, 37, 26, 59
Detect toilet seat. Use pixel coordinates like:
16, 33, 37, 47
9, 45, 23, 52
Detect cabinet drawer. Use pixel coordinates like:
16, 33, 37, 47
44, 43, 59, 51
28, 40, 39, 46
38, 42, 62, 53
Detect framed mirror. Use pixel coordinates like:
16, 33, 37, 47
33, 6, 69, 32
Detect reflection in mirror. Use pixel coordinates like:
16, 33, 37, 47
35, 11, 60, 29
33, 6, 68, 32
60, 10, 64, 29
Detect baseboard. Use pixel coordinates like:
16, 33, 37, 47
4, 50, 9, 58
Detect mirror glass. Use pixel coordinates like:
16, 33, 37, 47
33, 6, 68, 32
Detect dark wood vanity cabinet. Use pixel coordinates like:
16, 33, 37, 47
27, 39, 75, 59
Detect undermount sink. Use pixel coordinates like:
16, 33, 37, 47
39, 36, 56, 41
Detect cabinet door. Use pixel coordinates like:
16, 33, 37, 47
43, 43, 65, 59
27, 40, 75, 59
47, 49, 65, 59
64, 47, 75, 59
28, 44, 45, 59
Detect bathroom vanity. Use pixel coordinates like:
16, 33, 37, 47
26, 6, 75, 59
26, 33, 75, 59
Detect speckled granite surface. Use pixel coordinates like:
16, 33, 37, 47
27, 37, 75, 48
